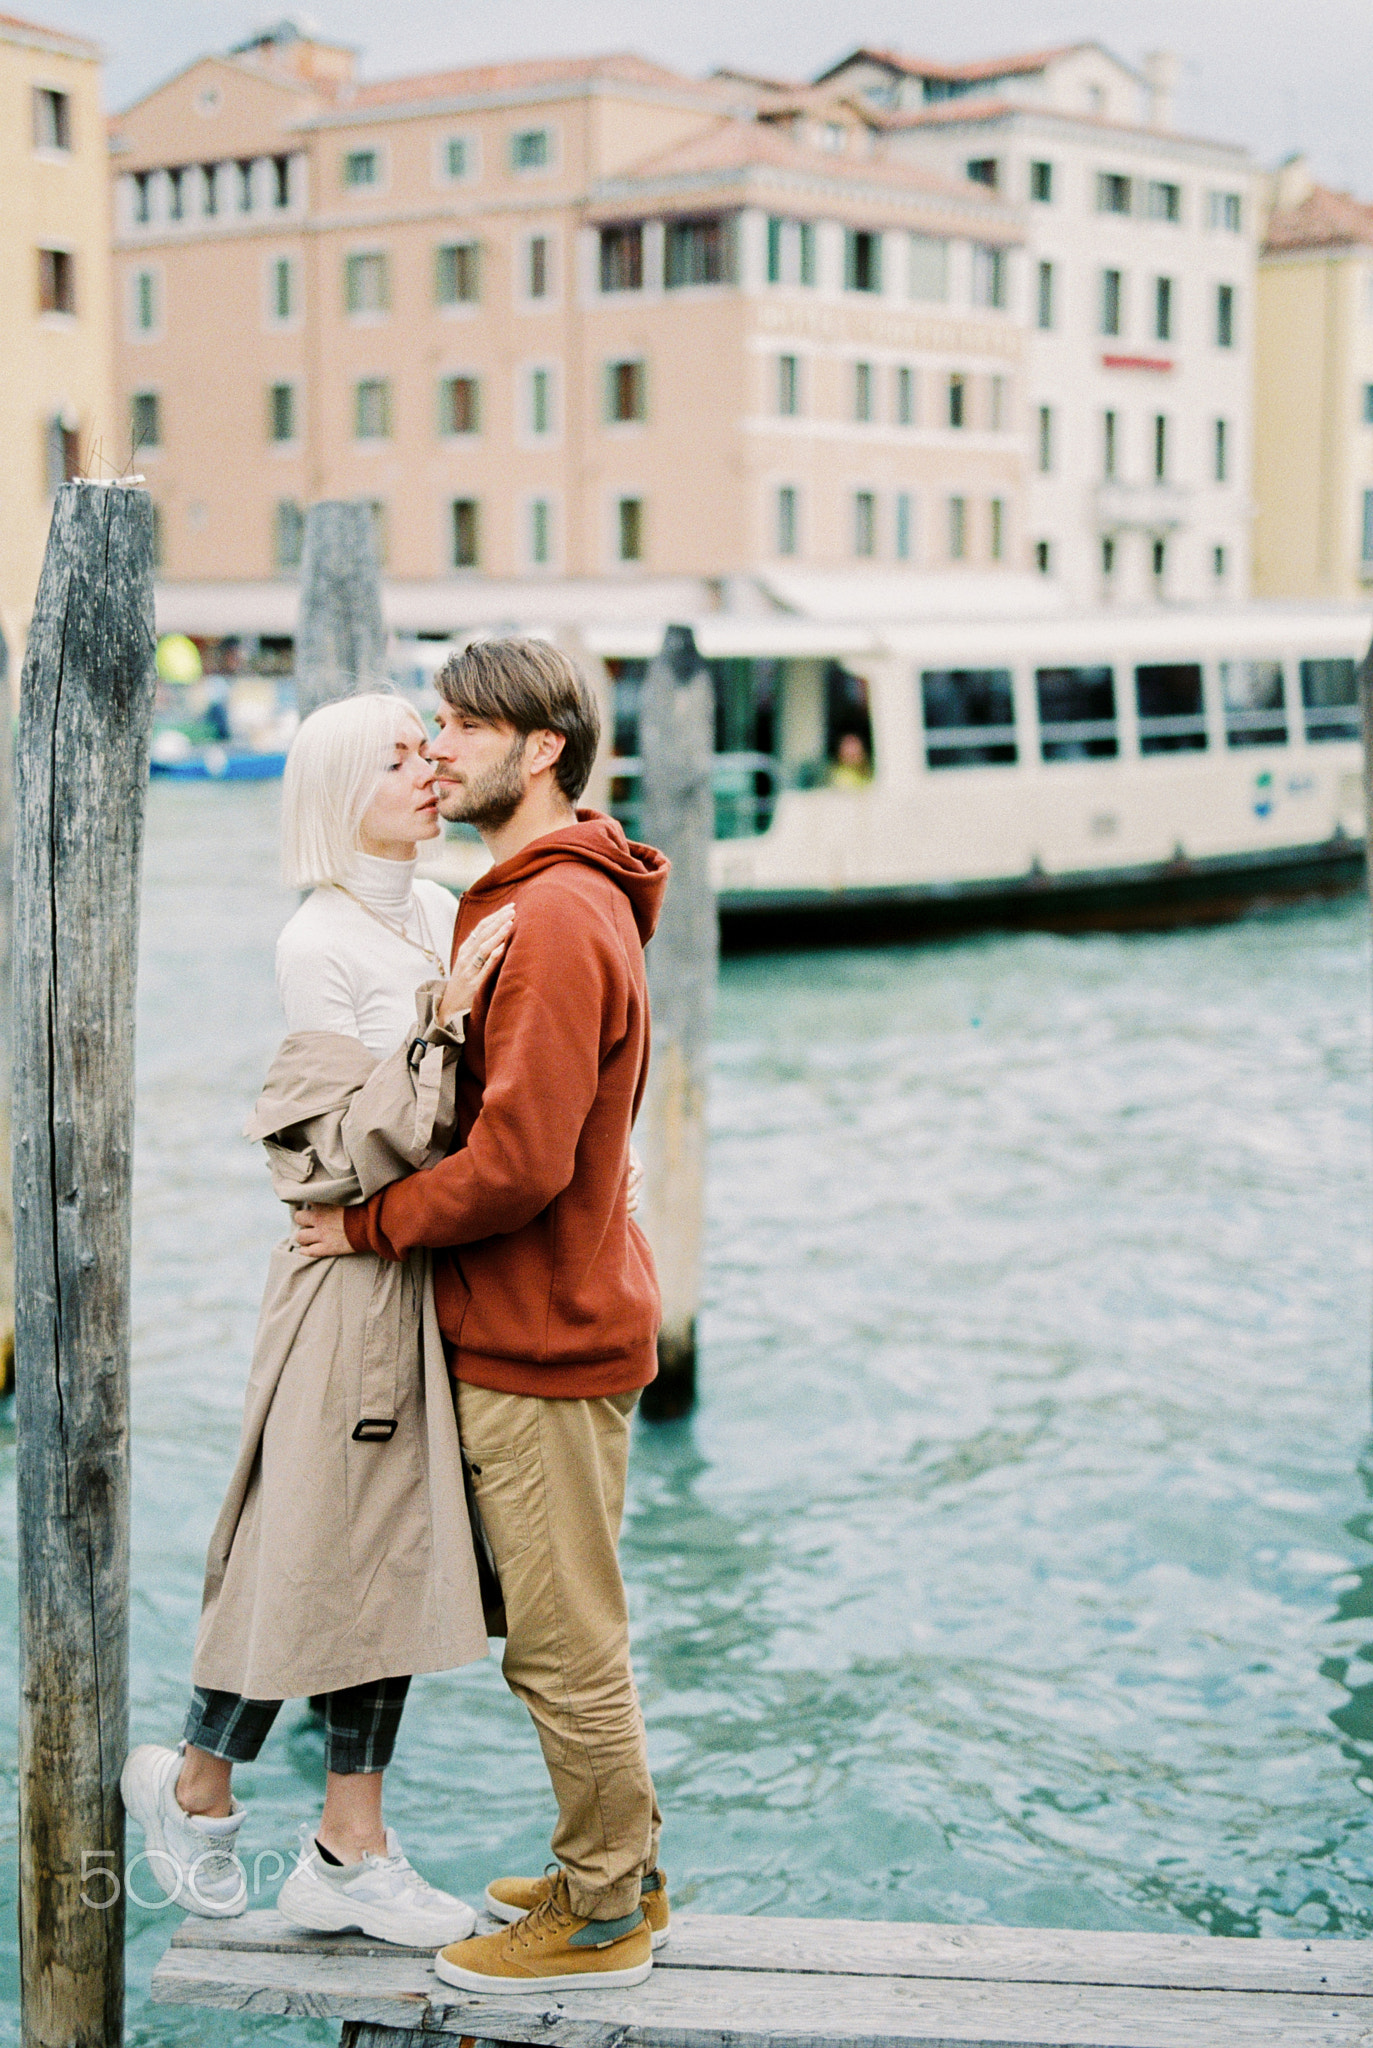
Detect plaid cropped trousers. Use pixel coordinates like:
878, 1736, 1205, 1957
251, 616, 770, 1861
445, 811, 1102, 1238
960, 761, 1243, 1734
183, 1678, 410, 1777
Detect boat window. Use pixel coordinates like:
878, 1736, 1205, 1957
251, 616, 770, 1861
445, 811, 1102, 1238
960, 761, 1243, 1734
1221, 660, 1286, 747
1036, 667, 1117, 760
602, 655, 781, 840
1135, 664, 1206, 754
920, 669, 1016, 768
1300, 658, 1359, 743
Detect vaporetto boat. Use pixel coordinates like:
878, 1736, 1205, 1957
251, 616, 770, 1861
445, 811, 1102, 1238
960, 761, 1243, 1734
414, 600, 1370, 945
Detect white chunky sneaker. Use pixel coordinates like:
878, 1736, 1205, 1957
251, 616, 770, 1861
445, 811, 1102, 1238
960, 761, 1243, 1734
120, 1742, 247, 1917
277, 1824, 477, 1947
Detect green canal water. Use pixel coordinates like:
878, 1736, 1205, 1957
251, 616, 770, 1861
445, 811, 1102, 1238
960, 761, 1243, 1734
1, 781, 1372, 2041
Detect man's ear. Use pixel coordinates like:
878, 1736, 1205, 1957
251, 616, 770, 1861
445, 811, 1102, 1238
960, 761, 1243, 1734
526, 728, 567, 780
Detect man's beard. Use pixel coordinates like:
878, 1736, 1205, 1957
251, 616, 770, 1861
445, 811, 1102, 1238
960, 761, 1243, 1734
436, 732, 528, 831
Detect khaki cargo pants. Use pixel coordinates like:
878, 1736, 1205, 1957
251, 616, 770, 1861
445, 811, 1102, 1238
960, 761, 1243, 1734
457, 1382, 661, 1921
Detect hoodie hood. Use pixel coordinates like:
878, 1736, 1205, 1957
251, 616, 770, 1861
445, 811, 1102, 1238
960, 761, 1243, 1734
465, 809, 669, 945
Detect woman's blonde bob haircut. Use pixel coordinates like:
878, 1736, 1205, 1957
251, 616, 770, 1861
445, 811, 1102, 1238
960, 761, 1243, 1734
281, 691, 427, 889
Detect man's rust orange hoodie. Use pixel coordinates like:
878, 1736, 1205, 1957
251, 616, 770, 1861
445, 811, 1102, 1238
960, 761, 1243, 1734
343, 811, 670, 1398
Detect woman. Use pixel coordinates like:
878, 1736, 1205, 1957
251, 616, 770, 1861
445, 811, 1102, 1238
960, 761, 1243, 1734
122, 692, 514, 1948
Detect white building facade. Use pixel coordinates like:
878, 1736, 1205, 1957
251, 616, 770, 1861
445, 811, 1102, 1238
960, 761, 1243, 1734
819, 46, 1257, 605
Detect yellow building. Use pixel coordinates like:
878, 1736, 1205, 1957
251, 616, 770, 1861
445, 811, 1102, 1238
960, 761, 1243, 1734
0, 12, 114, 667
109, 26, 1024, 602
1254, 158, 1373, 599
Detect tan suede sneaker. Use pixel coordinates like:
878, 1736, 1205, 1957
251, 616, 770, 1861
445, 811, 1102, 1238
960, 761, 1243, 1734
485, 1865, 670, 1949
434, 1870, 652, 1993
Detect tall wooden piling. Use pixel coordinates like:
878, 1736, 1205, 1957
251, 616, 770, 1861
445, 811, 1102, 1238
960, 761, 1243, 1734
636, 623, 717, 1421
14, 481, 157, 2048
295, 500, 386, 718
1361, 633, 1373, 936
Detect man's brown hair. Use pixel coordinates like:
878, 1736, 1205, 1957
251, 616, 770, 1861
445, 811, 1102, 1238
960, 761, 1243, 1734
435, 638, 601, 803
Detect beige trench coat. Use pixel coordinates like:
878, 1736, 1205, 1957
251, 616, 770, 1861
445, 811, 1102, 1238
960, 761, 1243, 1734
192, 989, 488, 1700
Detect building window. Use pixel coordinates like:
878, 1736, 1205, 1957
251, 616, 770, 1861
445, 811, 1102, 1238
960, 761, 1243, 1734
272, 256, 296, 320
1103, 409, 1117, 478
528, 235, 549, 298
767, 215, 783, 284
1097, 172, 1132, 215
1213, 544, 1227, 578
895, 491, 913, 560
777, 485, 798, 556
444, 136, 471, 180
44, 415, 80, 493
133, 171, 152, 223
530, 498, 552, 566
236, 159, 256, 212
606, 359, 646, 423
131, 390, 160, 450
268, 382, 295, 442
617, 497, 643, 562
1152, 537, 1167, 579
1208, 190, 1243, 232
599, 224, 643, 292
38, 247, 74, 315
1214, 417, 1228, 482
896, 365, 915, 425
133, 267, 157, 332
1155, 276, 1173, 342
530, 367, 552, 435
33, 86, 71, 150
1102, 537, 1116, 577
966, 157, 998, 189
1362, 383, 1373, 424
438, 376, 480, 435
201, 163, 218, 215
798, 221, 816, 285
1100, 269, 1122, 337
972, 245, 1005, 309
1363, 489, 1373, 565
989, 375, 1006, 431
343, 149, 379, 188
948, 496, 966, 561
948, 374, 966, 429
1037, 404, 1053, 474
1216, 283, 1235, 347
845, 229, 881, 293
274, 499, 304, 570
854, 362, 873, 422
989, 497, 1005, 560
510, 128, 550, 170
435, 242, 480, 305
909, 234, 948, 302
1153, 413, 1168, 481
345, 252, 389, 314
272, 155, 290, 208
354, 379, 391, 439
1029, 160, 1053, 202
1147, 180, 1181, 223
167, 168, 184, 221
777, 354, 799, 416
1034, 539, 1052, 574
666, 215, 731, 287
1037, 259, 1054, 330
452, 498, 480, 567
854, 492, 876, 557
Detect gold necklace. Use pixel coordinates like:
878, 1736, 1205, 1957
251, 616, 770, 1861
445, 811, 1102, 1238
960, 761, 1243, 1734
332, 884, 448, 974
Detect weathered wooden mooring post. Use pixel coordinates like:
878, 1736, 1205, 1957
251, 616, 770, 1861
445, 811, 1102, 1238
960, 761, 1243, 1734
15, 481, 157, 2048
295, 500, 387, 717
636, 624, 717, 1422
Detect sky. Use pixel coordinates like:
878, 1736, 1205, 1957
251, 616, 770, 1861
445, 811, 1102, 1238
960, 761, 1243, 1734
31, 0, 1373, 197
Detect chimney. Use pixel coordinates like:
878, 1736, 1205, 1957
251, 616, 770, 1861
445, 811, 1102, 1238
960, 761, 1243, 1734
229, 19, 357, 95
1142, 50, 1178, 130
1268, 152, 1315, 215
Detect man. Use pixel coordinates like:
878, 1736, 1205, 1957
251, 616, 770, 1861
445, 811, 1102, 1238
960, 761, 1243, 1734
296, 638, 670, 1992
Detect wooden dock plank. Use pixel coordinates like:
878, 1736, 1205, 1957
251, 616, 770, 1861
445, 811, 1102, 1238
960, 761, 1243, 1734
149, 1943, 1373, 2048
167, 1910, 1373, 1998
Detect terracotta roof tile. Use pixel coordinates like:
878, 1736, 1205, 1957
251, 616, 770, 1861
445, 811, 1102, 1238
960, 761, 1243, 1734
349, 50, 724, 109
1263, 183, 1373, 253
815, 43, 1084, 86
0, 9, 100, 54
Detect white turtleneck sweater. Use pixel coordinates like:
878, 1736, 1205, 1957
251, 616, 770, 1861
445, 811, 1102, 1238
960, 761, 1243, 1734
275, 852, 460, 1057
